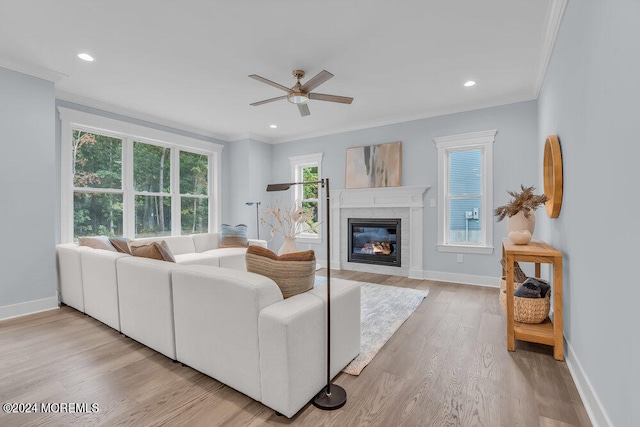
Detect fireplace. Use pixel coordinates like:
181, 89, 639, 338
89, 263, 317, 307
348, 218, 400, 267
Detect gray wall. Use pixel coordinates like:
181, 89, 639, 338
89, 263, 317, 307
537, 0, 638, 425
269, 101, 539, 276
223, 138, 273, 240
0, 67, 56, 309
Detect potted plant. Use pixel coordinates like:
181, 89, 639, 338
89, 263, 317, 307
261, 198, 317, 255
494, 185, 548, 244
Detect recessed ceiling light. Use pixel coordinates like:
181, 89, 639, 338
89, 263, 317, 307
77, 53, 94, 62
464, 80, 476, 87
269, 124, 278, 129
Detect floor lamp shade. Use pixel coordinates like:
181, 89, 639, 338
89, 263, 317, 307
265, 178, 347, 411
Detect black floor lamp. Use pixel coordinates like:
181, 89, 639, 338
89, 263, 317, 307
266, 178, 347, 410
245, 201, 261, 239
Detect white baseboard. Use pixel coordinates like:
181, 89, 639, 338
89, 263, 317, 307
0, 297, 59, 322
422, 270, 500, 288
564, 339, 613, 427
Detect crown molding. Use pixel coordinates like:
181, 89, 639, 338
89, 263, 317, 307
55, 90, 232, 143
535, 0, 569, 97
268, 93, 535, 144
226, 132, 275, 144
0, 56, 68, 83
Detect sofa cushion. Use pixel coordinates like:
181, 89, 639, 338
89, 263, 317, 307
245, 246, 316, 298
130, 241, 176, 262
109, 237, 132, 255
212, 247, 250, 271
78, 235, 116, 252
174, 252, 220, 267
192, 232, 220, 252
220, 224, 249, 248
161, 236, 197, 255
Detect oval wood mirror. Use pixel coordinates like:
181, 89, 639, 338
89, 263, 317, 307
543, 135, 563, 218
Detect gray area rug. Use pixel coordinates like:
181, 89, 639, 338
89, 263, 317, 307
315, 277, 428, 375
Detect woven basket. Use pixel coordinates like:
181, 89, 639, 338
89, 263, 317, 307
245, 252, 316, 299
499, 287, 550, 324
499, 277, 521, 293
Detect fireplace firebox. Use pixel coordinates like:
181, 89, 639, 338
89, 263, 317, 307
348, 218, 400, 267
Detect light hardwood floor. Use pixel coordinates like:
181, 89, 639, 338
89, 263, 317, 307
0, 270, 591, 426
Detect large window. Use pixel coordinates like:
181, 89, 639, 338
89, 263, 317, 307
60, 108, 221, 242
290, 153, 323, 243
434, 130, 495, 254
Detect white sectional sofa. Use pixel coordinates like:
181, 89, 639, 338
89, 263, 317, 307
55, 233, 361, 418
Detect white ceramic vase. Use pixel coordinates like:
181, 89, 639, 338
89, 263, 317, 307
278, 237, 299, 255
506, 210, 535, 245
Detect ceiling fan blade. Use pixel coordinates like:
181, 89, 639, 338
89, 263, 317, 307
301, 70, 334, 92
248, 74, 291, 92
309, 92, 354, 104
250, 95, 287, 106
298, 104, 310, 117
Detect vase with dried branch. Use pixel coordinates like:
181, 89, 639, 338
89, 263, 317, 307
494, 185, 548, 244
260, 198, 318, 254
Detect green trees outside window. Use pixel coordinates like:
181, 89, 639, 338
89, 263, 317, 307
72, 130, 211, 240
180, 151, 209, 234
73, 131, 123, 238
134, 142, 172, 237
301, 166, 319, 233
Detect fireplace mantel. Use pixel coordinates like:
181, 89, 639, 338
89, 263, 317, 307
330, 185, 429, 278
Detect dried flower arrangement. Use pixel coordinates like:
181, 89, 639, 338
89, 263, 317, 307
260, 198, 317, 239
494, 185, 549, 221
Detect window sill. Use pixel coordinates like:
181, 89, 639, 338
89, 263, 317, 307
437, 244, 494, 255
296, 236, 322, 244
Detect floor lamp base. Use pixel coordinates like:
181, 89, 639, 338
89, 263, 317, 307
312, 384, 347, 410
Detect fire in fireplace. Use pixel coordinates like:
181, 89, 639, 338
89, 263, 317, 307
348, 218, 400, 267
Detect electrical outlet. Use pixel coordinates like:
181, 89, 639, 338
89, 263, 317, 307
457, 254, 464, 263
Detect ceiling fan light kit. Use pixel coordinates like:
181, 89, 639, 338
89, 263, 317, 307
249, 69, 353, 116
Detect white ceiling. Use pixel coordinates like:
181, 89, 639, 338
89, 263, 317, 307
0, 0, 564, 143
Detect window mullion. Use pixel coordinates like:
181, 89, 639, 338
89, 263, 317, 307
171, 147, 181, 236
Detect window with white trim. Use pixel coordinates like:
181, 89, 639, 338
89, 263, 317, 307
60, 107, 221, 242
289, 153, 323, 243
434, 130, 496, 254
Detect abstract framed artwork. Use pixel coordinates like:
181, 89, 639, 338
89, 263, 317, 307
345, 141, 402, 189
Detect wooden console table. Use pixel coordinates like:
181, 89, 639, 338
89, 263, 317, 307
502, 239, 563, 360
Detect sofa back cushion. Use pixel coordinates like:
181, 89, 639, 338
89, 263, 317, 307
161, 236, 196, 255
245, 246, 316, 299
192, 232, 220, 252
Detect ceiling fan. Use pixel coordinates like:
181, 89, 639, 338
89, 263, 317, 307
249, 70, 354, 117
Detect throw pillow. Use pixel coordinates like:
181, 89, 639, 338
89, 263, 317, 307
109, 237, 132, 255
78, 236, 116, 252
219, 224, 249, 248
245, 245, 316, 299
130, 240, 176, 262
